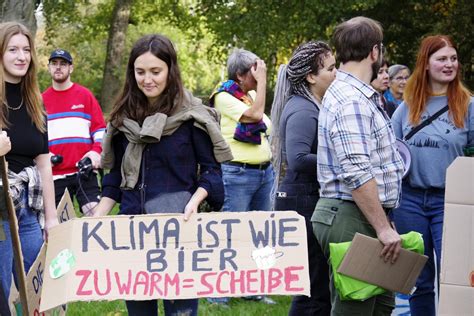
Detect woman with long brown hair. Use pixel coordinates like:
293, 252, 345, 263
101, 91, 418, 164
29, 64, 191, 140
0, 22, 59, 303
391, 35, 473, 316
93, 34, 230, 315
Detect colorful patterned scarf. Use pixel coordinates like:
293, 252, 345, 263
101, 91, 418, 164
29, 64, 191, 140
209, 80, 267, 144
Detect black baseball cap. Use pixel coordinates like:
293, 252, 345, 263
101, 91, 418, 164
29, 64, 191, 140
49, 49, 73, 64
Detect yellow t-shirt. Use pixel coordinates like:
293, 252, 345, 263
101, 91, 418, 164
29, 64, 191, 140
214, 91, 272, 164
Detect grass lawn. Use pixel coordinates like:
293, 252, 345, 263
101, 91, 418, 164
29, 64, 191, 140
66, 296, 292, 315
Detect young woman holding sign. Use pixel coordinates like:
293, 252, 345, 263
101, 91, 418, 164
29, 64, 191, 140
93, 34, 229, 315
0, 22, 58, 304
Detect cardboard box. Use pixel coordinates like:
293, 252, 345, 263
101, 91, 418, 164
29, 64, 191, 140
439, 157, 474, 314
439, 284, 474, 316
441, 204, 474, 287
337, 233, 427, 294
444, 157, 474, 205
40, 211, 309, 312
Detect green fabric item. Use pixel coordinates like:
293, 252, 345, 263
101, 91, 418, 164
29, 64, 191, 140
329, 231, 424, 301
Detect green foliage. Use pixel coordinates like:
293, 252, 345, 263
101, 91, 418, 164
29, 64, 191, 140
66, 295, 292, 315
194, 0, 382, 80
40, 0, 473, 106
192, 0, 473, 90
40, 0, 223, 104
39, 0, 112, 95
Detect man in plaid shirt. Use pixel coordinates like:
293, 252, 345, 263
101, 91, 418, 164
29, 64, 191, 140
311, 16, 404, 315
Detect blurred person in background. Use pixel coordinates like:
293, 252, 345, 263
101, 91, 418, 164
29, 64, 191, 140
207, 48, 275, 306
371, 59, 397, 117
384, 64, 410, 106
43, 48, 106, 214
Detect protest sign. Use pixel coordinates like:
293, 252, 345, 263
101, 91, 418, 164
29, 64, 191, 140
26, 190, 75, 315
56, 188, 76, 224
40, 211, 309, 312
439, 157, 474, 315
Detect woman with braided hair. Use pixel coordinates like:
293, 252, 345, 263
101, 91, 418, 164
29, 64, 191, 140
270, 41, 335, 316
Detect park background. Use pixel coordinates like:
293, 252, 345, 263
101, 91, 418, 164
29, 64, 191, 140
1, 0, 472, 315
1, 0, 473, 113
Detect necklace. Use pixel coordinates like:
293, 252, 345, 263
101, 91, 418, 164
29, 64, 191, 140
3, 98, 24, 111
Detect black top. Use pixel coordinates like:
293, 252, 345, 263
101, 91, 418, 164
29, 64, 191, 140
279, 95, 319, 184
382, 95, 397, 118
4, 82, 48, 173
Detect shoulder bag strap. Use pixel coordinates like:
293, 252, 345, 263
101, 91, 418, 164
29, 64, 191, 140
404, 105, 449, 141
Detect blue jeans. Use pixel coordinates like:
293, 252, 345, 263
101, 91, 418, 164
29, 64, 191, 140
125, 299, 198, 316
0, 280, 10, 316
208, 163, 274, 304
390, 184, 444, 316
221, 163, 274, 212
0, 190, 43, 301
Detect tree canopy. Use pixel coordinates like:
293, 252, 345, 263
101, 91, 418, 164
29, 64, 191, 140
37, 0, 473, 110
192, 0, 473, 87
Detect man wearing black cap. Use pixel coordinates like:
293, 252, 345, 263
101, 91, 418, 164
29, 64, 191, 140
43, 49, 106, 214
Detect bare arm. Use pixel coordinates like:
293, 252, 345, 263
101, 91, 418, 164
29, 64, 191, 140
240, 59, 267, 123
352, 179, 401, 263
92, 197, 117, 217
183, 187, 208, 221
35, 153, 59, 234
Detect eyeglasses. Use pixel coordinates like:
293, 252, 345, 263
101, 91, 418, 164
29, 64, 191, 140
393, 76, 410, 82
49, 61, 70, 68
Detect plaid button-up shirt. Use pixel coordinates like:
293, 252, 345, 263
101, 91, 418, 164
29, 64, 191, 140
317, 71, 403, 208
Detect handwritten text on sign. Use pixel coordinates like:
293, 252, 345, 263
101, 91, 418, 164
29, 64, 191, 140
26, 189, 74, 315
40, 211, 309, 312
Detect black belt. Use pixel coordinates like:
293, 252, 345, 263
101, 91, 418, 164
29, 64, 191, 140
224, 161, 271, 170
344, 199, 393, 215
403, 183, 445, 195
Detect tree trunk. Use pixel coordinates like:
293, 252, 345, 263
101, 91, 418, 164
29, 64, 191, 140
100, 0, 132, 113
0, 0, 37, 36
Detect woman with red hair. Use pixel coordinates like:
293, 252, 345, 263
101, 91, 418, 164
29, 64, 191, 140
391, 35, 473, 315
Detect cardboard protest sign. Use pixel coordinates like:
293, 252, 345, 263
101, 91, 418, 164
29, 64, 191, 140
337, 233, 427, 295
25, 190, 75, 315
40, 211, 309, 312
439, 157, 474, 315
56, 188, 76, 224
26, 245, 67, 316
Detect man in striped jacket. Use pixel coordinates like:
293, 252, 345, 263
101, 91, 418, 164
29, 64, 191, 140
43, 49, 105, 215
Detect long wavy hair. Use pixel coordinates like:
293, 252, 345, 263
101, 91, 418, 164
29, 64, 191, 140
0, 22, 45, 131
404, 35, 471, 128
109, 34, 184, 126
